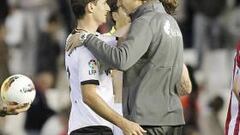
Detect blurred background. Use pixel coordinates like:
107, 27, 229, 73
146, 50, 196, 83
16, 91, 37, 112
0, 0, 240, 135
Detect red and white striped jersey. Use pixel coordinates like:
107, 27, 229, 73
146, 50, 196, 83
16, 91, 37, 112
225, 42, 240, 135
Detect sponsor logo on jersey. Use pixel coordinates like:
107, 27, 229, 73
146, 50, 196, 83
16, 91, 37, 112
88, 59, 97, 75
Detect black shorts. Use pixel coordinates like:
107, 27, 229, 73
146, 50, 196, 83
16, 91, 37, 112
142, 125, 183, 135
70, 126, 113, 135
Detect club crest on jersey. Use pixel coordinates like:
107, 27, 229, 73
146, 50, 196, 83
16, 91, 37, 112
88, 59, 97, 75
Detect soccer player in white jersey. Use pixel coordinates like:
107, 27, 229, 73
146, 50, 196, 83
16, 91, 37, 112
65, 0, 146, 135
225, 42, 240, 135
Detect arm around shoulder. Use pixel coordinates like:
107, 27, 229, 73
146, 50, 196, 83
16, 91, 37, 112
84, 19, 153, 71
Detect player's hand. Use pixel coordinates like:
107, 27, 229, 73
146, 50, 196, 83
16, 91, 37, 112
65, 30, 89, 55
114, 23, 130, 38
120, 119, 146, 135
0, 102, 30, 117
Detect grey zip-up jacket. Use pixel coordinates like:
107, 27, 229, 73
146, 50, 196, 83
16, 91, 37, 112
84, 0, 185, 126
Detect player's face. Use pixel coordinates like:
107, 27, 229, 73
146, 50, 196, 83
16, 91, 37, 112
92, 0, 110, 25
117, 0, 135, 15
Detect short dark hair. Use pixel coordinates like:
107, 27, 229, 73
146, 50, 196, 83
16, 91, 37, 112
107, 0, 118, 12
70, 0, 97, 19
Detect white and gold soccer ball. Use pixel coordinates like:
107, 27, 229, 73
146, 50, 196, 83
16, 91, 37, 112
1, 74, 36, 104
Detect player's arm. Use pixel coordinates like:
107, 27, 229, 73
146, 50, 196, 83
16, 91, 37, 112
84, 19, 153, 71
111, 70, 123, 103
233, 74, 240, 102
81, 84, 145, 135
111, 25, 129, 103
177, 64, 192, 96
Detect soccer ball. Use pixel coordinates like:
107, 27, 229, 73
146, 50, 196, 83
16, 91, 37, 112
1, 74, 36, 104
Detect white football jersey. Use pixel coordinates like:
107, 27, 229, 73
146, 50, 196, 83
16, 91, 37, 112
65, 34, 117, 134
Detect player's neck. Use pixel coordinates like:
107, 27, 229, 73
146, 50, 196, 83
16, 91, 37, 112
76, 17, 98, 34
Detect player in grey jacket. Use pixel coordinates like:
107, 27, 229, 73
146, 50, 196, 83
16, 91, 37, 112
66, 0, 190, 134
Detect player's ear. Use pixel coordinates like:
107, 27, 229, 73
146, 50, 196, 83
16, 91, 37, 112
86, 2, 96, 13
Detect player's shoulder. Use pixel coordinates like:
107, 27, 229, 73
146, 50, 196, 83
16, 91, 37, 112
98, 33, 117, 47
73, 45, 93, 59
65, 33, 89, 53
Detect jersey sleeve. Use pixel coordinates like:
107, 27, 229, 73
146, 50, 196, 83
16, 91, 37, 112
78, 47, 100, 85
